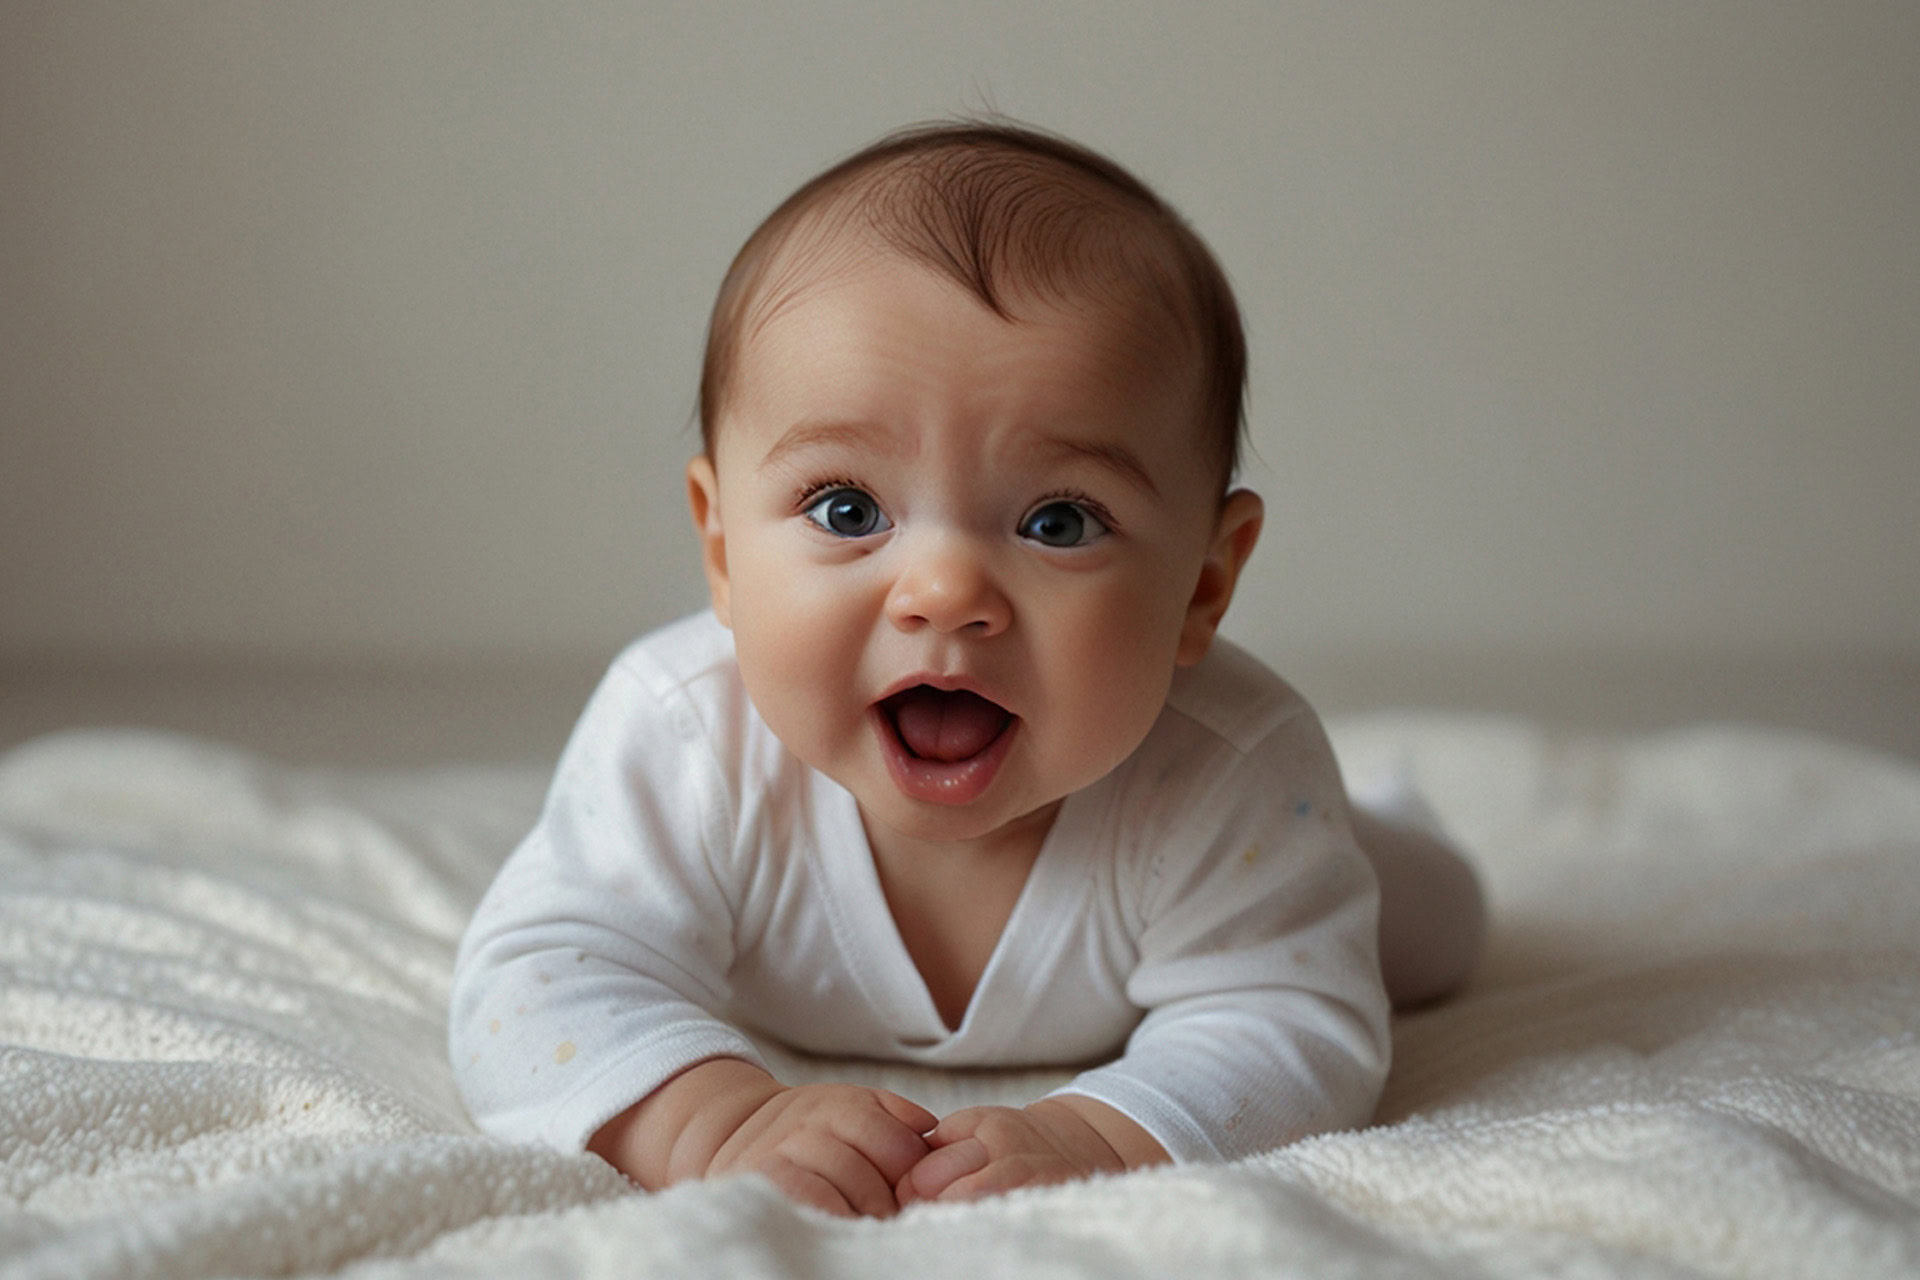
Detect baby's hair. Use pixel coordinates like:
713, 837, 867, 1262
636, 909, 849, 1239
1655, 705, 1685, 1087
697, 119, 1247, 489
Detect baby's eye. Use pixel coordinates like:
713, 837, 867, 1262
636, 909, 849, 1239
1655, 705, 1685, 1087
1018, 500, 1108, 548
803, 487, 891, 538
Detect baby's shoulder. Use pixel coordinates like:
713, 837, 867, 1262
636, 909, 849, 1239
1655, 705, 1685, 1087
605, 610, 750, 723
1105, 642, 1352, 915
1157, 636, 1313, 759
589, 610, 773, 777
1106, 640, 1327, 839
612, 609, 737, 692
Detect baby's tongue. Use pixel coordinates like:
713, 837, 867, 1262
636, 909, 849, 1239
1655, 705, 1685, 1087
888, 687, 1010, 762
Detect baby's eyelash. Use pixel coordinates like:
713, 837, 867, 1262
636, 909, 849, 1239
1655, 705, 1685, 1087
791, 476, 866, 513
1034, 489, 1121, 533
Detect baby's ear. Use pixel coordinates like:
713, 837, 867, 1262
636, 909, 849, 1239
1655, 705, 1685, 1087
1176, 489, 1263, 666
686, 456, 732, 627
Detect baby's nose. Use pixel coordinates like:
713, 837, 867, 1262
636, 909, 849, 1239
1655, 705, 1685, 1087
884, 537, 1011, 636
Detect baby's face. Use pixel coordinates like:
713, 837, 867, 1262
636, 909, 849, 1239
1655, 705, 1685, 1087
689, 253, 1259, 852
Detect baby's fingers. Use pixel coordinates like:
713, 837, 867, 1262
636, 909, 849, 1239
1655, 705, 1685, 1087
760, 1156, 859, 1218
896, 1137, 989, 1207
929, 1155, 1061, 1204
874, 1089, 938, 1136
777, 1134, 902, 1219
830, 1095, 934, 1186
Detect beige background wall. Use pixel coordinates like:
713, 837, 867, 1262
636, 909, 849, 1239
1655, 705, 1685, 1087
3, 4, 1916, 690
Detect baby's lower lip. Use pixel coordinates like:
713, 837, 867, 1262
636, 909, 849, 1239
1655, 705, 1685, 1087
869, 702, 1019, 806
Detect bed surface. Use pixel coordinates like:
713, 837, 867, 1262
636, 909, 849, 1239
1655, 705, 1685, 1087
3, 707, 1917, 1278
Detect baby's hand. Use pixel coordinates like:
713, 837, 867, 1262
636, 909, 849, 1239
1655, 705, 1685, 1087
895, 1098, 1162, 1206
707, 1083, 936, 1218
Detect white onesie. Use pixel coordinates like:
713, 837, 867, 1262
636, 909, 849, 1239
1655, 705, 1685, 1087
449, 611, 1390, 1164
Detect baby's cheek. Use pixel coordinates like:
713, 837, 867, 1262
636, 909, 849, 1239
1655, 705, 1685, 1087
1049, 621, 1177, 756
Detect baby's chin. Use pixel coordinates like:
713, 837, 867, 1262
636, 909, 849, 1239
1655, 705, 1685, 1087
851, 788, 1066, 854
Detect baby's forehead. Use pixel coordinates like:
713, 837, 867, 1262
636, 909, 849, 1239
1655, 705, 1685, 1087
738, 239, 1206, 423
739, 194, 1204, 370
722, 255, 1215, 507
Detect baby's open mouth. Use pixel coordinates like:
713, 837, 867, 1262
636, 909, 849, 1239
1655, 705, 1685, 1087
879, 685, 1013, 763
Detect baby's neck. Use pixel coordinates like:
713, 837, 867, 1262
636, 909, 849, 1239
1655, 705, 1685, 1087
861, 799, 1060, 874
860, 802, 1060, 1031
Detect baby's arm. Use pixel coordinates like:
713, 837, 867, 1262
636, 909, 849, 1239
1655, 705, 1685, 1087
588, 1058, 934, 1218
903, 705, 1391, 1203
452, 654, 936, 1216
452, 645, 941, 1216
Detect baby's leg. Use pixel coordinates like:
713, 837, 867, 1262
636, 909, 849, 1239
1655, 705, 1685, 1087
1347, 777, 1487, 1009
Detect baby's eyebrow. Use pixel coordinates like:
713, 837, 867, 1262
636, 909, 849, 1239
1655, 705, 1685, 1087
757, 420, 1158, 497
757, 420, 898, 472
1033, 435, 1160, 498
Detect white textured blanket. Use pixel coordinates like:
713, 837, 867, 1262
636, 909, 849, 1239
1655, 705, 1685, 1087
2, 718, 1917, 1278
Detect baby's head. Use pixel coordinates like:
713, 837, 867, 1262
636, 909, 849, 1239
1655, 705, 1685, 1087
698, 120, 1247, 494
685, 121, 1266, 851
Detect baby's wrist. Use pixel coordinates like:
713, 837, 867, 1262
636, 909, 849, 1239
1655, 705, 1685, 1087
666, 1059, 788, 1180
589, 1057, 784, 1188
1026, 1096, 1169, 1173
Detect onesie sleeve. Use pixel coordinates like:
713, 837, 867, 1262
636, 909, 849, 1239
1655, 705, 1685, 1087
1050, 703, 1391, 1164
447, 653, 766, 1152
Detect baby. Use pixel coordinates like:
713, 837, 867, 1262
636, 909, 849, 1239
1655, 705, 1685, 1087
449, 120, 1485, 1217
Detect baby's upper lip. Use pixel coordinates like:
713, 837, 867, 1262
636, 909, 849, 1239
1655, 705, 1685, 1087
873, 671, 1013, 714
